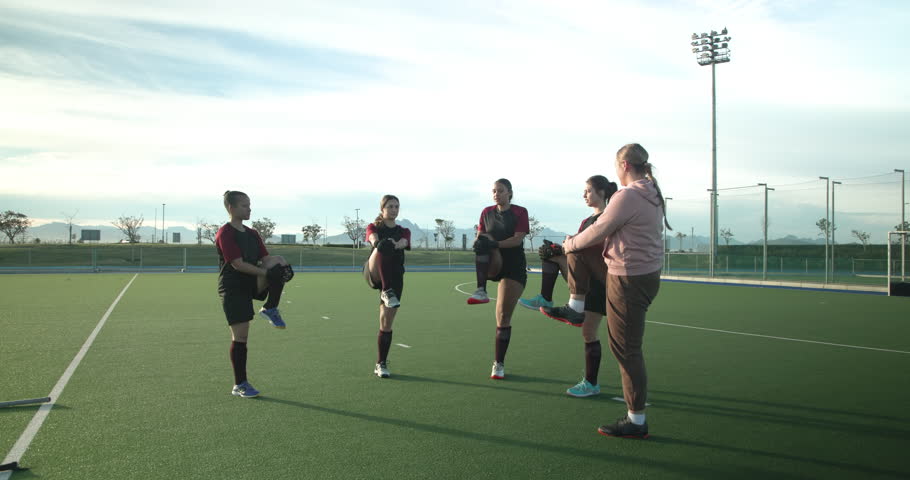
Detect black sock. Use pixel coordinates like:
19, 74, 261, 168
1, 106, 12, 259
263, 278, 285, 309
475, 254, 490, 290
495, 326, 512, 364
540, 260, 560, 302
378, 330, 393, 363
230, 341, 248, 385
584, 340, 602, 386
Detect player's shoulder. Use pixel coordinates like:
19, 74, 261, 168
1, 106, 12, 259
511, 204, 528, 216
215, 223, 233, 237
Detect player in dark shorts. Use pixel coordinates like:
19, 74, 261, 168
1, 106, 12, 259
535, 176, 618, 398
467, 178, 530, 380
216, 190, 293, 398
519, 175, 618, 315
362, 194, 411, 378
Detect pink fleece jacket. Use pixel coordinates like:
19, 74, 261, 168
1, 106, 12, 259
563, 179, 664, 276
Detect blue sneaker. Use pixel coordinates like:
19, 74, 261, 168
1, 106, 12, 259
231, 381, 260, 398
566, 378, 600, 397
519, 294, 554, 311
259, 307, 286, 329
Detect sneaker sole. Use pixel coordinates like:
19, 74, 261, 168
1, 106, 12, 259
518, 301, 542, 311
467, 298, 490, 305
566, 390, 601, 398
232, 391, 260, 398
539, 308, 583, 327
490, 375, 504, 380
597, 428, 648, 439
375, 373, 390, 378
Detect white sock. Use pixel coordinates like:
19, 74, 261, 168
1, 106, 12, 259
628, 411, 646, 425
568, 298, 584, 313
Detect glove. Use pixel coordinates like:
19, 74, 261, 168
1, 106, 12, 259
472, 236, 499, 254
267, 264, 294, 284
376, 238, 396, 255
538, 239, 564, 260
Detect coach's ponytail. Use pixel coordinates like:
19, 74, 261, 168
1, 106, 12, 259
616, 144, 672, 231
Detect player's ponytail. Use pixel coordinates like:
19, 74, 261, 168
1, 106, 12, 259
223, 190, 248, 211
374, 194, 400, 226
616, 144, 671, 231
587, 175, 619, 202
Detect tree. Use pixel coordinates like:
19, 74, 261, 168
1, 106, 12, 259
816, 218, 835, 239
194, 218, 210, 245
301, 224, 322, 246
199, 222, 219, 244
719, 227, 734, 246
527, 216, 544, 251
893, 221, 910, 244
0, 211, 30, 244
675, 231, 687, 251
252, 218, 276, 243
112, 215, 143, 243
342, 216, 366, 246
435, 218, 456, 250
851, 230, 870, 250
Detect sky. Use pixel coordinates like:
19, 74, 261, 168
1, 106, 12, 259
1, 0, 908, 244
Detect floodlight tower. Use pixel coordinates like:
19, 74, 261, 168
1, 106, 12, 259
819, 176, 830, 283
758, 183, 774, 280
832, 181, 842, 280
690, 27, 731, 277
897, 169, 905, 281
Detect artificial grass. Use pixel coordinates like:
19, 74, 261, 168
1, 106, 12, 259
1, 273, 908, 479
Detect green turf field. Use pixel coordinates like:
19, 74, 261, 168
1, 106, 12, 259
1, 273, 909, 479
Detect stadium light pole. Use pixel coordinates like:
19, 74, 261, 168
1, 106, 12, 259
162, 203, 166, 244
832, 181, 842, 281
819, 176, 829, 283
897, 169, 905, 281
690, 27, 731, 278
354, 208, 360, 268
758, 183, 774, 281
664, 197, 673, 270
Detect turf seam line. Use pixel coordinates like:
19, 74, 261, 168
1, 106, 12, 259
0, 273, 139, 474
648, 320, 910, 354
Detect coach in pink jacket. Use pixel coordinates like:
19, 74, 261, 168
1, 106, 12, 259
563, 143, 670, 439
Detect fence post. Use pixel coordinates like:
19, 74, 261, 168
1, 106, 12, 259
780, 257, 783, 273
299, 248, 303, 269
695, 255, 699, 272
140, 247, 143, 270
754, 256, 757, 273
805, 258, 808, 275
183, 248, 187, 272
852, 258, 855, 275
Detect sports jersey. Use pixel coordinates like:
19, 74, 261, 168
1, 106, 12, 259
215, 223, 269, 296
478, 204, 530, 246
365, 223, 412, 269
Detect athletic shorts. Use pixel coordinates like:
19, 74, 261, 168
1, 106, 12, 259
584, 275, 607, 316
362, 260, 405, 303
221, 278, 267, 325
489, 247, 527, 287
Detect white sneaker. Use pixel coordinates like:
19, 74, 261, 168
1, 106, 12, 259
374, 361, 390, 378
467, 288, 490, 305
490, 361, 505, 380
380, 289, 400, 308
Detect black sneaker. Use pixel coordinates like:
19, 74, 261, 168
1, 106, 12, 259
540, 304, 584, 327
598, 416, 649, 439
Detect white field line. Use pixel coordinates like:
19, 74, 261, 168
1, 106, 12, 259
454, 282, 497, 301
647, 321, 910, 355
451, 281, 909, 356
395, 343, 412, 348
1, 273, 138, 476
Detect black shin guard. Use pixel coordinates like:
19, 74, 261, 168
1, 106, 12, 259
584, 340, 602, 386
378, 330, 393, 363
540, 260, 560, 302
230, 341, 248, 385
475, 254, 490, 290
495, 326, 512, 364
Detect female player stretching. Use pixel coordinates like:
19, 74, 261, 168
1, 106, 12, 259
537, 176, 618, 398
363, 194, 411, 378
562, 144, 669, 438
216, 190, 293, 398
519, 175, 618, 320
467, 178, 529, 380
